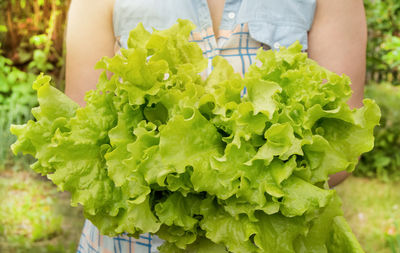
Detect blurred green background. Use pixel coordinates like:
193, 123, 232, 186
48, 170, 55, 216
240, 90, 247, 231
0, 0, 399, 252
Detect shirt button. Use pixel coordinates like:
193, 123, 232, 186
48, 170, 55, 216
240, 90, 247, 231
228, 12, 235, 19
273, 42, 280, 49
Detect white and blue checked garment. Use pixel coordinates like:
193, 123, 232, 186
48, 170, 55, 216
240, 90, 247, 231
78, 219, 163, 253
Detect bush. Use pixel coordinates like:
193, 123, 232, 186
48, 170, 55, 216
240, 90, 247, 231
356, 83, 400, 181
382, 35, 400, 73
0, 0, 71, 168
0, 45, 37, 169
364, 0, 400, 84
0, 0, 71, 90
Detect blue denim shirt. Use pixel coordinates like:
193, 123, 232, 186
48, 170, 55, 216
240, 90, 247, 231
113, 0, 316, 50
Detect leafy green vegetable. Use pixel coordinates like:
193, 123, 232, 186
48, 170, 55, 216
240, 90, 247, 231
10, 20, 380, 252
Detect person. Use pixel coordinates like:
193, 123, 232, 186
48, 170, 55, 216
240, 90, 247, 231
66, 0, 367, 252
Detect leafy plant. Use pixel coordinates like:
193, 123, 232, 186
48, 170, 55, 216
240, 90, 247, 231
0, 43, 37, 168
10, 20, 380, 252
382, 36, 400, 72
27, 35, 54, 73
356, 83, 400, 181
0, 0, 69, 168
0, 0, 71, 90
364, 0, 400, 84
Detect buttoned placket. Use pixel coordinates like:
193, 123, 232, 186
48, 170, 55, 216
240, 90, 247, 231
193, 0, 243, 57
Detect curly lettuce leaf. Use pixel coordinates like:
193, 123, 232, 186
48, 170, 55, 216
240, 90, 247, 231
11, 20, 379, 252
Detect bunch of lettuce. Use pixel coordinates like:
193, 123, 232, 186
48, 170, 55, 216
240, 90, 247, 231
11, 20, 380, 252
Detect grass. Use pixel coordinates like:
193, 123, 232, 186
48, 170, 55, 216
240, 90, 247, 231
336, 176, 400, 253
0, 170, 84, 253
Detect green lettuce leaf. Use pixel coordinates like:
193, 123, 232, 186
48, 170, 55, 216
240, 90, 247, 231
10, 20, 379, 252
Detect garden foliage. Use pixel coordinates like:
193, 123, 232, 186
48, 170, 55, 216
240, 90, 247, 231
356, 83, 400, 182
0, 0, 70, 167
0, 0, 70, 83
0, 45, 36, 167
11, 20, 380, 252
364, 0, 400, 84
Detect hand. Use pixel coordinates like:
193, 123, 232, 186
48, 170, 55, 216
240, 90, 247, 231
329, 171, 350, 188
